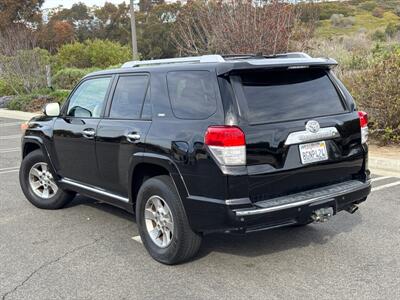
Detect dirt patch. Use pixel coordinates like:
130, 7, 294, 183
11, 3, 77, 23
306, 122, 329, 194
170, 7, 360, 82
369, 144, 400, 159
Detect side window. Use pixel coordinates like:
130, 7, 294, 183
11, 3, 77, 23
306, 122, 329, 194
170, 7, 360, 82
141, 87, 152, 119
67, 77, 111, 118
109, 75, 149, 119
167, 71, 217, 120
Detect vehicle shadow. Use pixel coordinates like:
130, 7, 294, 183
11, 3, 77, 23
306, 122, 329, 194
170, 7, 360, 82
66, 194, 363, 260
196, 212, 362, 259
65, 195, 135, 222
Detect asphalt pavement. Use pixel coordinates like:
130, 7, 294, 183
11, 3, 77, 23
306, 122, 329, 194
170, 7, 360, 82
1, 116, 400, 300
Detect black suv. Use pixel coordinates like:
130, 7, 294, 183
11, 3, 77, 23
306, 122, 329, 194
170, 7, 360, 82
19, 53, 371, 264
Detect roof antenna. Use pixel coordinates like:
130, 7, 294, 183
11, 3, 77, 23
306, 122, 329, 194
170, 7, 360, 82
255, 52, 264, 58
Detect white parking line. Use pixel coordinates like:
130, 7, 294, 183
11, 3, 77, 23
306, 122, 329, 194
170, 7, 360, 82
0, 122, 23, 127
131, 236, 142, 243
371, 176, 391, 182
0, 134, 21, 140
0, 148, 20, 153
0, 168, 19, 175
372, 181, 400, 192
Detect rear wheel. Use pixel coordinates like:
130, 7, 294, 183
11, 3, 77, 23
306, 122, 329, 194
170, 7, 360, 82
136, 175, 202, 265
19, 149, 75, 209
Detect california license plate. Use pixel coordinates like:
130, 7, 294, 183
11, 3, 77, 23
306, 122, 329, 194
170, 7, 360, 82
299, 141, 328, 165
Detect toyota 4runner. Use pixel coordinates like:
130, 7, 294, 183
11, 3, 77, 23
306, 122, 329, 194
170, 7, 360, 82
19, 53, 371, 264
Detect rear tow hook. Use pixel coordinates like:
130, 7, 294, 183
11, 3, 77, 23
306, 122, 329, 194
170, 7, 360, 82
311, 207, 334, 223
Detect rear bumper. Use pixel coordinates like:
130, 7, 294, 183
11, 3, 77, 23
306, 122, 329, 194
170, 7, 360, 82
184, 179, 371, 234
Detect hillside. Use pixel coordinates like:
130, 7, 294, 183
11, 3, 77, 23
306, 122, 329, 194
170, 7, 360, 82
315, 0, 400, 38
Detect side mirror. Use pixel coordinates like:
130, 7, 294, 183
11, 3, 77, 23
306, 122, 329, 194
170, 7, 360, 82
44, 103, 60, 117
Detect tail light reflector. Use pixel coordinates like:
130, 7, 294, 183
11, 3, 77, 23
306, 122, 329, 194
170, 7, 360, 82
205, 126, 246, 166
358, 111, 368, 144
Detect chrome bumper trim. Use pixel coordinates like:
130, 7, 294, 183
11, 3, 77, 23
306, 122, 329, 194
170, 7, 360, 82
234, 180, 370, 217
285, 127, 340, 145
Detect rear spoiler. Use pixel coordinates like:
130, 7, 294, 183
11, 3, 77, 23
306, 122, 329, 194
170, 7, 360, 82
216, 57, 338, 76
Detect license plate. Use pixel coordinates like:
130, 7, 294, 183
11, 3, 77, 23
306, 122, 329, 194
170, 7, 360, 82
299, 141, 328, 165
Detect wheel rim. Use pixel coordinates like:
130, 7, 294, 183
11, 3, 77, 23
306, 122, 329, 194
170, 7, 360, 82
28, 162, 58, 199
144, 195, 174, 248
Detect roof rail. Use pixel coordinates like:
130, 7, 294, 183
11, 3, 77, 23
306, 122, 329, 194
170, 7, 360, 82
281, 52, 311, 58
121, 55, 225, 68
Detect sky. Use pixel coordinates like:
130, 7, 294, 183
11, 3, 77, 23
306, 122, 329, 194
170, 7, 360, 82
43, 0, 129, 9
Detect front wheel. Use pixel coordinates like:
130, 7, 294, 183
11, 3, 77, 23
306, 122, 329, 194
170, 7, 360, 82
19, 149, 75, 209
136, 175, 202, 265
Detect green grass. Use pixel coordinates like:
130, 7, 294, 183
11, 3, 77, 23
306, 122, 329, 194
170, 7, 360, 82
316, 11, 400, 38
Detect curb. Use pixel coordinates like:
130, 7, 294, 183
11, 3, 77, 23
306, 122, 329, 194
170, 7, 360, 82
0, 109, 39, 120
369, 156, 400, 177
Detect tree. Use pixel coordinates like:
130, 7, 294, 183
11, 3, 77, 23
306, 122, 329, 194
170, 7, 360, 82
94, 3, 131, 44
172, 0, 316, 56
136, 3, 181, 59
0, 0, 44, 29
49, 2, 94, 42
38, 20, 75, 52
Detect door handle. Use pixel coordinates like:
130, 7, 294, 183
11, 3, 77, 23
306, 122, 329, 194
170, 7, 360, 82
126, 133, 141, 142
82, 128, 96, 139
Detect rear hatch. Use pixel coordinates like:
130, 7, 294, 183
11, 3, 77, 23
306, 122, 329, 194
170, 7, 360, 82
229, 67, 366, 202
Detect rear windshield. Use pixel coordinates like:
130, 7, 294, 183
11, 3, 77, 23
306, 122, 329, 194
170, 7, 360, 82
238, 68, 346, 124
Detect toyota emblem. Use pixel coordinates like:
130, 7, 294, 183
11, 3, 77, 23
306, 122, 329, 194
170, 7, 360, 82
306, 120, 320, 133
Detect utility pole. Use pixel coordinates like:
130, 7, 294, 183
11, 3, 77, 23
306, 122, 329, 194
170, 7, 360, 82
130, 0, 138, 59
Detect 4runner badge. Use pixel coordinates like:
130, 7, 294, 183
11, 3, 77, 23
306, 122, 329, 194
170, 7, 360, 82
306, 120, 320, 133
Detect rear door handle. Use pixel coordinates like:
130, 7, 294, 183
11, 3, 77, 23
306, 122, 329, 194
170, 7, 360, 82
82, 128, 96, 139
126, 133, 141, 142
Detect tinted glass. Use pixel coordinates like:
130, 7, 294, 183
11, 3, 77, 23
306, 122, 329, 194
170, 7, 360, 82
240, 69, 345, 124
167, 71, 217, 119
141, 87, 152, 119
109, 75, 149, 119
67, 77, 111, 118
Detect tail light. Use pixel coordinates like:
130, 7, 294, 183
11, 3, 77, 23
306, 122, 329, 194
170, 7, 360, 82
205, 126, 246, 166
358, 111, 368, 144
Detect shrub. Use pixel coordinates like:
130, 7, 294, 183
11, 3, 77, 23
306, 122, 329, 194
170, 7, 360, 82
345, 51, 400, 144
319, 3, 355, 20
372, 30, 387, 42
0, 79, 15, 96
330, 14, 355, 28
385, 23, 400, 38
55, 42, 89, 69
48, 89, 71, 103
7, 89, 71, 112
56, 39, 131, 69
395, 6, 400, 17
358, 1, 377, 12
372, 7, 385, 18
53, 67, 100, 89
0, 48, 51, 94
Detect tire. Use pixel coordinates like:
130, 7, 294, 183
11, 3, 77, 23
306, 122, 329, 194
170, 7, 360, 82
136, 175, 202, 265
19, 149, 75, 209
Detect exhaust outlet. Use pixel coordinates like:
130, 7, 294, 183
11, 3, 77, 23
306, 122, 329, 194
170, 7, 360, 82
345, 204, 359, 214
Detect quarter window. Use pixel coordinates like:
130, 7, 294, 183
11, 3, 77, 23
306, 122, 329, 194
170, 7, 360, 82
109, 75, 149, 119
167, 71, 217, 120
67, 77, 111, 118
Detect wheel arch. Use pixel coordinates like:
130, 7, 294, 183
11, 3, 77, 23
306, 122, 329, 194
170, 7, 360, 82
129, 153, 188, 210
22, 136, 58, 178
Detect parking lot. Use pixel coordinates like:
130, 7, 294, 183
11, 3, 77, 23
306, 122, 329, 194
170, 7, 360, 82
1, 115, 400, 300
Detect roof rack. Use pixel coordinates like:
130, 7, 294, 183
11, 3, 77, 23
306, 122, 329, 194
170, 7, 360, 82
121, 55, 225, 68
222, 52, 311, 60
121, 52, 314, 68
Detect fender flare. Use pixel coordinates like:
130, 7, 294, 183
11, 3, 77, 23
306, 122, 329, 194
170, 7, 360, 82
22, 136, 58, 178
128, 152, 189, 204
